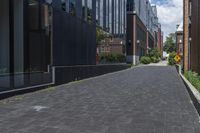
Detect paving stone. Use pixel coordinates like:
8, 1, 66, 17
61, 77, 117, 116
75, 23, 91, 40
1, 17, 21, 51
0, 66, 199, 133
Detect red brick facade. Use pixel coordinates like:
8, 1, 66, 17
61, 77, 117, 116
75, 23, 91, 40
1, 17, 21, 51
183, 0, 190, 72
98, 38, 125, 55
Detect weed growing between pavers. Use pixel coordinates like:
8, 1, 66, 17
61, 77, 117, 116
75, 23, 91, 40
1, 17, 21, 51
42, 86, 57, 92
0, 95, 24, 105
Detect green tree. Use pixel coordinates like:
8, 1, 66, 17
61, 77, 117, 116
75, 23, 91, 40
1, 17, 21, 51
164, 34, 176, 53
149, 48, 161, 59
96, 27, 109, 46
169, 33, 176, 42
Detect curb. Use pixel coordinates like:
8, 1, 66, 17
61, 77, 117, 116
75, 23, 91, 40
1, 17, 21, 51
177, 65, 200, 115
0, 65, 130, 100
0, 83, 54, 100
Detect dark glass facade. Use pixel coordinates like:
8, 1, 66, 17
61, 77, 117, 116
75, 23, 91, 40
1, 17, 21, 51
96, 0, 127, 36
0, 0, 10, 90
0, 0, 96, 92
52, 0, 96, 66
0, 0, 53, 91
127, 0, 159, 36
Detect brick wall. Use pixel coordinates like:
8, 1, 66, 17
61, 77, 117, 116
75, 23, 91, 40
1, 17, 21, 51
183, 0, 189, 71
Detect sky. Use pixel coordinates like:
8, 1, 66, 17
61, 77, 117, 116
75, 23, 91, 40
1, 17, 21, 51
149, 0, 183, 41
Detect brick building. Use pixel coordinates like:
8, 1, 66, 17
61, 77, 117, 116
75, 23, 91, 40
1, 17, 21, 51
183, 0, 190, 72
183, 0, 200, 73
157, 23, 163, 57
176, 22, 183, 56
98, 38, 125, 55
126, 0, 162, 65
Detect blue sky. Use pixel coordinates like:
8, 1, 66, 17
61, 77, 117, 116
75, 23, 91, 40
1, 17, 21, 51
151, 0, 171, 5
150, 0, 183, 41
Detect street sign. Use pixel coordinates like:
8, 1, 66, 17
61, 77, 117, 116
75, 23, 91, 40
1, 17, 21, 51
174, 54, 181, 63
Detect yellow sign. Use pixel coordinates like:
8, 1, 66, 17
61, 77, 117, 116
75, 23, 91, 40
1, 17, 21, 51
174, 55, 181, 63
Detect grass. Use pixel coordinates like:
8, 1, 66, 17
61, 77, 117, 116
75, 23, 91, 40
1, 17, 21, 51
127, 63, 135, 68
184, 71, 200, 92
0, 95, 24, 105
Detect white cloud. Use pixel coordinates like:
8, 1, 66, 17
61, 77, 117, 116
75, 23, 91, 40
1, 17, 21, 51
154, 0, 183, 41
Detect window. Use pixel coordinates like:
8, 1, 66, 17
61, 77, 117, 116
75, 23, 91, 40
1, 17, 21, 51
82, 0, 86, 20
61, 0, 66, 11
137, 25, 146, 46
0, 0, 10, 89
41, 4, 52, 36
96, 0, 99, 23
106, 0, 109, 28
69, 0, 76, 16
189, 1, 192, 17
109, 0, 112, 32
0, 0, 10, 75
29, 0, 39, 30
127, 0, 134, 11
28, 0, 52, 72
87, 0, 93, 22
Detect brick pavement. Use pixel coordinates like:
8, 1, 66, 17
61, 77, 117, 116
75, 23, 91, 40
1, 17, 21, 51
0, 66, 199, 133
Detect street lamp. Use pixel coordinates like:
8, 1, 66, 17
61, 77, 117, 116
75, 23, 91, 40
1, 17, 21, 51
147, 47, 151, 50
137, 40, 140, 46
128, 40, 131, 46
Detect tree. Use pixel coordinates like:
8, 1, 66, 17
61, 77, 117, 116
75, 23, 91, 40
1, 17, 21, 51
149, 48, 161, 59
96, 27, 109, 46
164, 34, 176, 53
169, 33, 176, 42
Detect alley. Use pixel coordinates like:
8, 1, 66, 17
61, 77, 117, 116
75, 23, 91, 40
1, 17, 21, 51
0, 66, 200, 133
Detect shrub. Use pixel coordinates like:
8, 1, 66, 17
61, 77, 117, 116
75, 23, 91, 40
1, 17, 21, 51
100, 53, 125, 63
168, 52, 176, 65
116, 54, 126, 62
140, 56, 151, 64
184, 71, 200, 92
106, 54, 116, 62
146, 48, 161, 63
151, 56, 160, 63
149, 48, 161, 59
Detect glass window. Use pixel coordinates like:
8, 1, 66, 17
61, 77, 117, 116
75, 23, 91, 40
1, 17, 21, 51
96, 0, 98, 23
116, 0, 119, 34
106, 0, 109, 29
0, 0, 10, 89
0, 0, 10, 75
29, 0, 39, 30
69, 0, 76, 16
127, 0, 134, 11
109, 0, 112, 33
100, 0, 103, 27
61, 0, 66, 11
41, 4, 52, 36
82, 0, 87, 20
28, 0, 52, 72
87, 0, 93, 22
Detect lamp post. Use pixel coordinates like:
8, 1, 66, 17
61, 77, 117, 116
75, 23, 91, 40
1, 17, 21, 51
137, 40, 140, 45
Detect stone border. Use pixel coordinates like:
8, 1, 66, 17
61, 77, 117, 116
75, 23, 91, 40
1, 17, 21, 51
177, 65, 200, 115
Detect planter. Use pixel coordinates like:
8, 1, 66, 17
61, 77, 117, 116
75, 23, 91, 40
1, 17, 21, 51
177, 65, 200, 115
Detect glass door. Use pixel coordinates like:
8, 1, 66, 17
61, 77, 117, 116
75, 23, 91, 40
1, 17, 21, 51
0, 0, 11, 91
